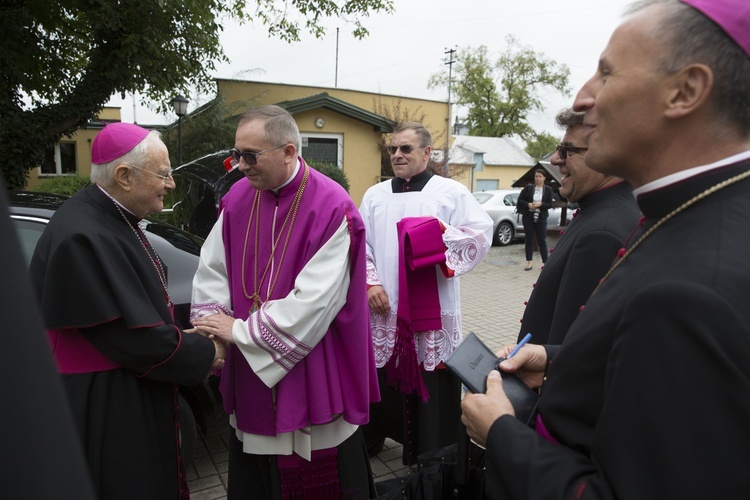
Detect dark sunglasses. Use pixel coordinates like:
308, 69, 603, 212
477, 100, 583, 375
386, 144, 419, 155
556, 144, 589, 160
230, 145, 286, 166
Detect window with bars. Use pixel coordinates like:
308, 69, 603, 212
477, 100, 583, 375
301, 135, 343, 169
41, 142, 77, 175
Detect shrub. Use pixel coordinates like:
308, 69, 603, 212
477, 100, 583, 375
308, 162, 350, 193
33, 175, 90, 195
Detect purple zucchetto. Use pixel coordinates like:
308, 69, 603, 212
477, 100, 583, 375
680, 0, 750, 58
91, 122, 150, 164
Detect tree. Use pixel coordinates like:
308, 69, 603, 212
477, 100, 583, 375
159, 93, 256, 169
428, 36, 571, 142
525, 131, 559, 160
0, 0, 393, 189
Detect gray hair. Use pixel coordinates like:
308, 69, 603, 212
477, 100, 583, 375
628, 0, 750, 136
90, 130, 163, 187
555, 108, 585, 130
393, 122, 433, 148
237, 105, 301, 152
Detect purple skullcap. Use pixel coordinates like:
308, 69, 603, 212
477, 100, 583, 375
680, 0, 750, 58
91, 122, 150, 164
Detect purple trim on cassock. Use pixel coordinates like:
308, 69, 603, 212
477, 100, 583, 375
218, 159, 379, 436
535, 413, 559, 445
254, 306, 312, 372
190, 302, 233, 322
48, 328, 122, 373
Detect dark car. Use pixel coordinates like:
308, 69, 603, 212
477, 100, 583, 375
8, 190, 216, 464
167, 150, 242, 238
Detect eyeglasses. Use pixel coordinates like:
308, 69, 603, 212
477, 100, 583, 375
126, 164, 173, 183
386, 144, 419, 155
556, 144, 589, 160
230, 145, 286, 166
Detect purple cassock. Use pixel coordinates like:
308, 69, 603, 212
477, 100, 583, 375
218, 158, 379, 435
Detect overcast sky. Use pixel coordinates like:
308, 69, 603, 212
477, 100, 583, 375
110, 0, 630, 143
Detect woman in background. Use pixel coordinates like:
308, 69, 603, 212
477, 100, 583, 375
517, 169, 552, 271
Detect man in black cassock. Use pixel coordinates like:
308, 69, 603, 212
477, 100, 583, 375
517, 108, 640, 346
462, 0, 750, 498
29, 123, 224, 499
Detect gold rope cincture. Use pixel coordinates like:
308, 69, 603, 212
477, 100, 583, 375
590, 168, 750, 297
241, 165, 310, 314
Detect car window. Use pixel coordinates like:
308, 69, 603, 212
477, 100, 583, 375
11, 218, 47, 266
503, 194, 516, 206
143, 220, 204, 256
473, 193, 492, 204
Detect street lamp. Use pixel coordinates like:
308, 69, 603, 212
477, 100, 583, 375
170, 94, 189, 166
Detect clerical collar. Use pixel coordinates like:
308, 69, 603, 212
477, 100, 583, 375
271, 157, 301, 193
577, 180, 630, 211
391, 169, 433, 193
634, 149, 750, 196
95, 183, 138, 219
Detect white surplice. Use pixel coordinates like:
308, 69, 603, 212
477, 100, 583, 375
359, 175, 493, 370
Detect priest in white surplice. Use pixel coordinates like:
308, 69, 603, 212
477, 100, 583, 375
359, 121, 493, 465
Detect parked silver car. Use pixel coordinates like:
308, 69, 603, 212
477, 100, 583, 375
473, 189, 572, 246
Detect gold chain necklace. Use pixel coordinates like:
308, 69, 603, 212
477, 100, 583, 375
103, 189, 171, 305
591, 168, 750, 297
241, 166, 310, 313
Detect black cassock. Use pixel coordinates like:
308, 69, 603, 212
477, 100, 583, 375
0, 182, 96, 499
518, 181, 641, 345
30, 185, 215, 500
487, 159, 750, 499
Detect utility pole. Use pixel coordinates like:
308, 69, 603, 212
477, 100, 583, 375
335, 28, 340, 87
444, 47, 457, 176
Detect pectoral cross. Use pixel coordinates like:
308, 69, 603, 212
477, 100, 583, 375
250, 294, 262, 314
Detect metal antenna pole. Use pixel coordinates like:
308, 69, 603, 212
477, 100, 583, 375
444, 47, 457, 176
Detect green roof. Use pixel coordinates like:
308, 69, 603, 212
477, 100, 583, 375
276, 92, 396, 132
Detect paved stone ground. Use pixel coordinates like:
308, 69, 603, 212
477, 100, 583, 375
186, 236, 557, 499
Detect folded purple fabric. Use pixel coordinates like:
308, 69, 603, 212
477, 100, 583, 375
385, 217, 445, 401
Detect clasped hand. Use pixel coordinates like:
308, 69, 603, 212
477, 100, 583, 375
191, 313, 237, 344
186, 313, 237, 373
460, 343, 547, 447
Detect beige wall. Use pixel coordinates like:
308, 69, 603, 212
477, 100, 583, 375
217, 79, 450, 205
479, 165, 529, 190
453, 164, 530, 192
31, 82, 449, 207
27, 107, 122, 189
293, 108, 384, 205
218, 79, 450, 148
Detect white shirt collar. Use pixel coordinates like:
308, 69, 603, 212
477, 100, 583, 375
272, 157, 301, 193
634, 150, 750, 196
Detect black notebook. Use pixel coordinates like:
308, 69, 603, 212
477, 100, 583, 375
445, 332, 539, 426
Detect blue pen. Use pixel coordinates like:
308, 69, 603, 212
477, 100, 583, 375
506, 333, 532, 360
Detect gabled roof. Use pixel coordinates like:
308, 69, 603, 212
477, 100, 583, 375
275, 92, 396, 132
449, 135, 536, 167
511, 160, 564, 191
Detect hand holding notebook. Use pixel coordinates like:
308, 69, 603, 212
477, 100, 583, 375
446, 332, 539, 426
